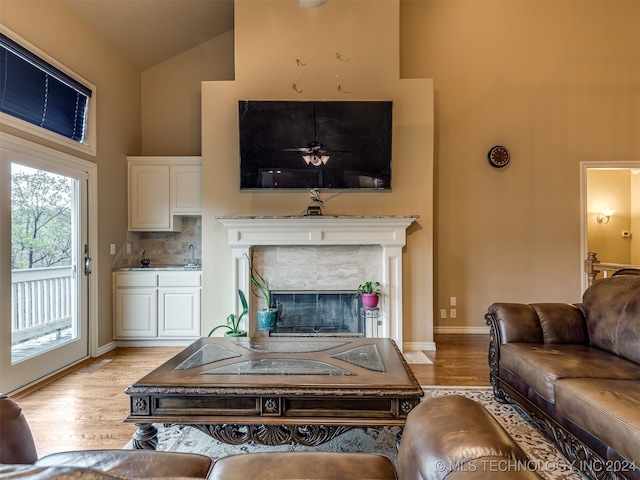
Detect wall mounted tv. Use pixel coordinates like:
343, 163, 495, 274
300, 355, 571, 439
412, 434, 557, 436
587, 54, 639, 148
238, 100, 392, 190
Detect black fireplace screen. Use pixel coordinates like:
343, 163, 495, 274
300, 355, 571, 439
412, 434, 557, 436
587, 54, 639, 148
270, 291, 364, 336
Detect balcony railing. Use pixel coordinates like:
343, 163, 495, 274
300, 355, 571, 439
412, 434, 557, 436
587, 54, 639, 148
11, 266, 74, 345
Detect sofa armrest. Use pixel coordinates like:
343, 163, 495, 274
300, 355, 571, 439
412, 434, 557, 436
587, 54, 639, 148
486, 303, 588, 345
0, 394, 38, 464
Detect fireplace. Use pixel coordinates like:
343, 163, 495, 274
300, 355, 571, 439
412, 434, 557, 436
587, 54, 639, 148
270, 290, 364, 336
217, 215, 417, 349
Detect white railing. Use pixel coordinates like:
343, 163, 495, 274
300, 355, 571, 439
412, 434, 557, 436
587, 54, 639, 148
11, 266, 74, 345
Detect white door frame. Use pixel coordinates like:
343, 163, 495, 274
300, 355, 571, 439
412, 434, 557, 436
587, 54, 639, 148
1, 133, 98, 385
580, 160, 640, 293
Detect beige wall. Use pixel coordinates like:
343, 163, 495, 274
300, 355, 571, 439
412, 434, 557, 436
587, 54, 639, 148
201, 0, 435, 349
633, 173, 640, 265
141, 0, 640, 337
0, 0, 141, 348
5, 0, 638, 350
400, 0, 640, 331
140, 31, 235, 155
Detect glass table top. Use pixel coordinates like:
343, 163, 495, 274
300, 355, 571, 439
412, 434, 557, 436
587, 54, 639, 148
173, 341, 386, 375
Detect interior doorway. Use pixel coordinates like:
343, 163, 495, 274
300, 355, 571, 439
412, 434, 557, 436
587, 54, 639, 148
580, 161, 640, 292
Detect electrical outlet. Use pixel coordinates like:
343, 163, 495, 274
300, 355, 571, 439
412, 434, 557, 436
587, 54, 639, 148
450, 308, 457, 319
126, 243, 132, 254
110, 244, 116, 255
440, 309, 447, 319
450, 296, 457, 307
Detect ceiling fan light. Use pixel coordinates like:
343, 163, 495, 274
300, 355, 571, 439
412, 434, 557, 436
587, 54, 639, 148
303, 154, 330, 167
299, 0, 327, 9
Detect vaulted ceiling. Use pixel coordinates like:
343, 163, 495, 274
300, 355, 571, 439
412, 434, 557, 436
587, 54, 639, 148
64, 0, 234, 70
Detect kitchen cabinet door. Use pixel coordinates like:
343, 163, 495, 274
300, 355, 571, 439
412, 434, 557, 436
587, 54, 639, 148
114, 287, 158, 338
172, 164, 202, 215
128, 163, 181, 231
158, 287, 201, 337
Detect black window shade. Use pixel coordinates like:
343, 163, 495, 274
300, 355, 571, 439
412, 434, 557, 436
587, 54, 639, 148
0, 33, 92, 143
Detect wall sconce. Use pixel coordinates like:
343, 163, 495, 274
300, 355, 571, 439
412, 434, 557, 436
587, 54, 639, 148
299, 0, 327, 9
596, 209, 615, 224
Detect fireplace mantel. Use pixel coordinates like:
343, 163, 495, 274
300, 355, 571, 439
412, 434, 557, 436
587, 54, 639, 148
217, 215, 418, 349
217, 215, 418, 247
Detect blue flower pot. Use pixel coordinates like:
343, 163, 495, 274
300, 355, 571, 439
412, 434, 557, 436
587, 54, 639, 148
257, 309, 278, 330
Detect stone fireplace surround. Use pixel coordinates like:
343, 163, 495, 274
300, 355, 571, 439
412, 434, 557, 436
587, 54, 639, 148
217, 216, 417, 350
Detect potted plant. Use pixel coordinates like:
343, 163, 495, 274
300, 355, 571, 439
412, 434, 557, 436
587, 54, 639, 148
208, 289, 248, 337
249, 255, 278, 331
357, 281, 381, 308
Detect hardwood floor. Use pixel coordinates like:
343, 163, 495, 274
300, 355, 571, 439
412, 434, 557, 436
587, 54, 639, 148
12, 334, 489, 457
416, 333, 490, 386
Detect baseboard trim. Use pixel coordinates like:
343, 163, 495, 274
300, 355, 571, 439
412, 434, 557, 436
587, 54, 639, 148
115, 339, 197, 348
434, 326, 490, 335
404, 341, 437, 352
96, 340, 118, 357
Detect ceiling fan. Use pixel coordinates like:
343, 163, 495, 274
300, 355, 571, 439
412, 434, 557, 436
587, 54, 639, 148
282, 104, 347, 167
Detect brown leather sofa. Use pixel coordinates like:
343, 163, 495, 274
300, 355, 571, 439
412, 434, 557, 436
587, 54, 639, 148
485, 272, 640, 480
1, 392, 543, 479
0, 393, 214, 479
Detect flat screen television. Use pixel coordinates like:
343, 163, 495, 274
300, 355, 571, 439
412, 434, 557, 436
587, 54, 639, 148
238, 100, 392, 190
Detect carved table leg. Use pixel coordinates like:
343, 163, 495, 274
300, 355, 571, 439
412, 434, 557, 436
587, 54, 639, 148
132, 423, 159, 450
396, 427, 403, 451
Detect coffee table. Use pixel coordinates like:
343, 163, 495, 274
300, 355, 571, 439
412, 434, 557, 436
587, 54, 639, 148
124, 337, 423, 449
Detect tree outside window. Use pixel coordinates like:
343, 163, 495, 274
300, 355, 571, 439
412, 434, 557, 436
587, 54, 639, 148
11, 165, 72, 269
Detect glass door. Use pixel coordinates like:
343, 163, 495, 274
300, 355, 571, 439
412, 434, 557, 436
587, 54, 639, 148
1, 146, 89, 393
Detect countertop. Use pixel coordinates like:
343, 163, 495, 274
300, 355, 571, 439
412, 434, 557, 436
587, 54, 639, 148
113, 265, 201, 272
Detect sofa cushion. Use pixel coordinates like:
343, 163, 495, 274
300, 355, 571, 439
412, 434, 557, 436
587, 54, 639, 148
555, 378, 640, 466
582, 275, 640, 364
0, 464, 127, 479
500, 344, 640, 403
531, 304, 588, 344
209, 451, 396, 480
36, 450, 213, 479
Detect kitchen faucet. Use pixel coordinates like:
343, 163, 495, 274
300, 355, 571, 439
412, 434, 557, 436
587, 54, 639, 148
188, 244, 196, 266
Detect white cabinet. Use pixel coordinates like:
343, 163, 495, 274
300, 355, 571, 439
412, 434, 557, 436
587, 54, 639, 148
113, 273, 158, 338
158, 272, 201, 337
128, 163, 173, 231
128, 156, 202, 231
171, 164, 202, 215
113, 271, 201, 343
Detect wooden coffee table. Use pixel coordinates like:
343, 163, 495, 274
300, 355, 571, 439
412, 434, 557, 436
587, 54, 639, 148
124, 337, 423, 449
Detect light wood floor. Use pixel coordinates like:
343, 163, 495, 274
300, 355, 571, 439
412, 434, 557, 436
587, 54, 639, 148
12, 334, 489, 457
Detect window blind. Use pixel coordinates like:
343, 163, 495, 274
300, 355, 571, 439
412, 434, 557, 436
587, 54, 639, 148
0, 33, 92, 143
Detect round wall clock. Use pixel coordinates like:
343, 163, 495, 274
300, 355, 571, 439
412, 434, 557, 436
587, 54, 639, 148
487, 145, 510, 168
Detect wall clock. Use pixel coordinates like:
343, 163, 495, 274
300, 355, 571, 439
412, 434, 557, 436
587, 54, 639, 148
487, 145, 510, 168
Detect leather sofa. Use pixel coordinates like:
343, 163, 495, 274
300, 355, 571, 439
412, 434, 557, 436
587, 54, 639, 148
485, 272, 640, 480
1, 392, 543, 479
0, 393, 214, 479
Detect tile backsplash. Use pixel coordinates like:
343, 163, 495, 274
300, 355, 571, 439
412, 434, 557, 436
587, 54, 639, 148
112, 216, 202, 268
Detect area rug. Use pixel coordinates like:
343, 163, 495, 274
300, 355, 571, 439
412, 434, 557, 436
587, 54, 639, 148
124, 386, 581, 479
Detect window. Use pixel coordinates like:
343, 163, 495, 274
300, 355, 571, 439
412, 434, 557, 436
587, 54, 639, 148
0, 29, 95, 155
